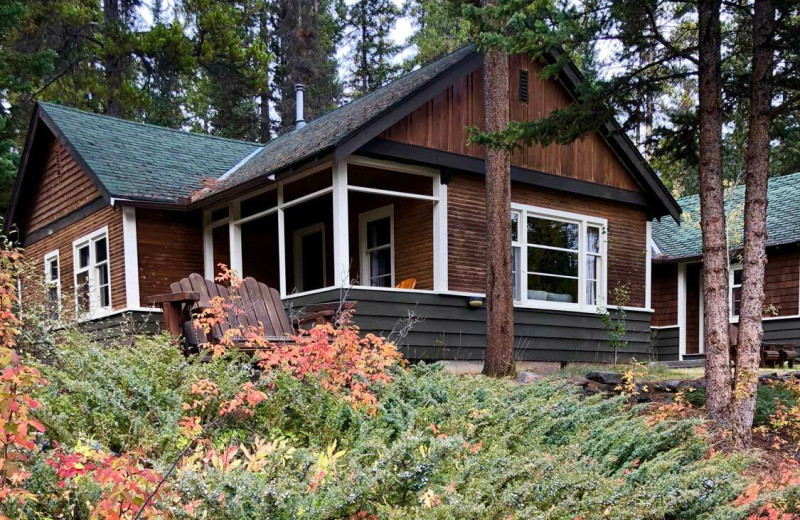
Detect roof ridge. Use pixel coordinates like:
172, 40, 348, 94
38, 101, 262, 148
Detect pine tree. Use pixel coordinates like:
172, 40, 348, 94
271, 0, 343, 134
344, 0, 401, 96
404, 0, 469, 68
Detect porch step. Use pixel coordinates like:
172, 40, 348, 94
651, 358, 705, 369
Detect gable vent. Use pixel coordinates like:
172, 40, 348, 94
519, 69, 529, 104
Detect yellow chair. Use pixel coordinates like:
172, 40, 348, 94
395, 278, 417, 290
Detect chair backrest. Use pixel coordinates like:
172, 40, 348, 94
396, 278, 417, 290
171, 273, 294, 343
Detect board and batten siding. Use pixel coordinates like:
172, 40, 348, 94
136, 209, 204, 307
23, 205, 127, 311
379, 54, 641, 193
447, 173, 648, 307
22, 138, 101, 234
288, 288, 653, 362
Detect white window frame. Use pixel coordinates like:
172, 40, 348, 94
44, 250, 61, 317
292, 222, 327, 292
72, 227, 112, 317
358, 205, 395, 288
729, 262, 743, 322
511, 203, 608, 312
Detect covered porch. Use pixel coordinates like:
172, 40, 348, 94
202, 156, 448, 305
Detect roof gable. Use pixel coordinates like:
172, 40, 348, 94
652, 172, 800, 260
380, 53, 643, 193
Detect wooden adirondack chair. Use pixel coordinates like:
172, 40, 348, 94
151, 273, 349, 348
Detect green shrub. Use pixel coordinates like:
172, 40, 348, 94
683, 383, 799, 425
25, 333, 763, 519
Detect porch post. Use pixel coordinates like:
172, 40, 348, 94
432, 175, 448, 291
332, 161, 350, 287
202, 210, 214, 279
677, 262, 687, 360
277, 183, 287, 298
229, 200, 243, 275
645, 220, 652, 310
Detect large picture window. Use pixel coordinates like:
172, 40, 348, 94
73, 228, 111, 315
511, 205, 607, 310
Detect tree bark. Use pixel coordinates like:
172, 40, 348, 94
103, 0, 123, 118
731, 0, 775, 446
481, 45, 515, 378
697, 0, 732, 419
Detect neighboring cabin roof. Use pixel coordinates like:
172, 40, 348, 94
34, 102, 261, 203
652, 171, 800, 261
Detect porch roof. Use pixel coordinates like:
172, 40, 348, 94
652, 171, 800, 261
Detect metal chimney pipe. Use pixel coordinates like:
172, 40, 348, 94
294, 84, 306, 128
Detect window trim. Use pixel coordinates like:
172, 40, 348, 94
72, 227, 112, 317
292, 222, 327, 292
729, 262, 743, 322
44, 249, 61, 317
511, 203, 608, 312
358, 205, 395, 288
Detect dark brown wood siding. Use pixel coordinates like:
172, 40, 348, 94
380, 54, 641, 192
22, 137, 101, 234
447, 173, 647, 307
652, 263, 678, 326
24, 205, 126, 311
136, 209, 204, 306
764, 250, 800, 316
685, 263, 701, 355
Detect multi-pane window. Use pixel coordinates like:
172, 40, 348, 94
359, 206, 394, 288
73, 229, 111, 314
44, 251, 60, 318
511, 205, 606, 309
730, 265, 743, 318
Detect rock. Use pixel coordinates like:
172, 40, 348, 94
517, 371, 543, 384
759, 373, 780, 383
583, 381, 618, 395
654, 380, 683, 393
678, 378, 705, 389
585, 371, 623, 386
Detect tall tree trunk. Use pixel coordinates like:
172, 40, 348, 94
697, 0, 731, 419
731, 0, 775, 446
103, 0, 123, 118
481, 46, 514, 378
259, 5, 272, 143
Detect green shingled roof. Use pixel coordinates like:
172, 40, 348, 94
39, 102, 262, 203
652, 171, 800, 260
198, 45, 478, 200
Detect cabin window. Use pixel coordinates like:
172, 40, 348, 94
44, 250, 60, 319
73, 228, 111, 315
359, 205, 394, 288
510, 205, 607, 310
730, 264, 743, 319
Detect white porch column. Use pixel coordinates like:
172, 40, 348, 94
677, 262, 687, 360
122, 206, 141, 308
277, 183, 287, 298
229, 200, 243, 275
332, 161, 350, 287
645, 220, 652, 309
432, 176, 448, 292
202, 210, 214, 279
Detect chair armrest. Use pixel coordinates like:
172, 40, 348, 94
151, 291, 200, 305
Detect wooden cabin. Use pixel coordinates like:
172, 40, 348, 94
6, 45, 681, 362
651, 173, 800, 361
